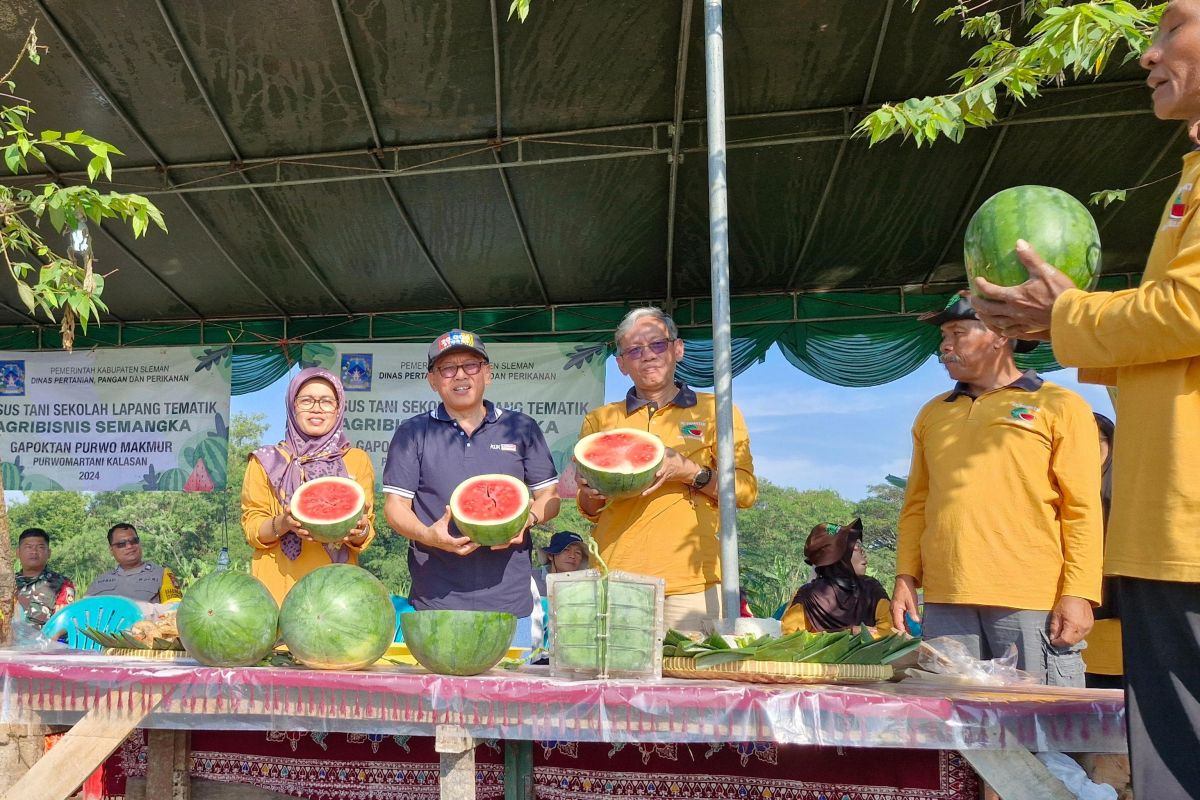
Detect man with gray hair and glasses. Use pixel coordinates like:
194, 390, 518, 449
576, 307, 757, 631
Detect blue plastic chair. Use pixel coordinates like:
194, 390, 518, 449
391, 595, 416, 642
42, 596, 143, 651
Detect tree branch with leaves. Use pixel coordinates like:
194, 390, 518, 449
0, 25, 167, 646
858, 1, 1163, 148
0, 24, 166, 352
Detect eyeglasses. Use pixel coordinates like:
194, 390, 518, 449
111, 537, 140, 548
294, 396, 338, 412
619, 338, 674, 360
434, 360, 486, 379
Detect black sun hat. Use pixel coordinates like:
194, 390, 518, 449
918, 292, 1039, 354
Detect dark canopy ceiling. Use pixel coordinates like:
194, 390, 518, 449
0, 0, 1184, 348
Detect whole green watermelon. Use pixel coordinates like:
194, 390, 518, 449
177, 571, 279, 667
400, 610, 516, 676
964, 185, 1101, 293
278, 564, 395, 670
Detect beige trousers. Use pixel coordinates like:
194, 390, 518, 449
663, 585, 723, 633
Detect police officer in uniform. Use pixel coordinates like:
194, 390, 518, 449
85, 523, 182, 603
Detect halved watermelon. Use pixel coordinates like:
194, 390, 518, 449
290, 476, 366, 544
400, 609, 516, 676
573, 428, 664, 499
449, 474, 531, 546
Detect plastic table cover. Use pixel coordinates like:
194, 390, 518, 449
0, 651, 1125, 753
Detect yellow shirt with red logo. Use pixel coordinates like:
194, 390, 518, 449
896, 375, 1103, 609
1052, 150, 1200, 583
579, 385, 757, 595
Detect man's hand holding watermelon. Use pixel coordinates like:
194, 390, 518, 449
415, 505, 479, 557
638, 446, 707, 497
972, 239, 1076, 340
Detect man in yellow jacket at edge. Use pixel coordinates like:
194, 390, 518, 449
891, 294, 1103, 687
576, 307, 758, 632
973, 4, 1200, 795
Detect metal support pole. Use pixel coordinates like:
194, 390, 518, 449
705, 0, 740, 621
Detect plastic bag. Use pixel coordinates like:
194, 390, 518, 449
915, 638, 1037, 686
11, 614, 70, 652
1037, 752, 1118, 800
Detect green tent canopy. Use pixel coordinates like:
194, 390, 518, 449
0, 1, 1172, 388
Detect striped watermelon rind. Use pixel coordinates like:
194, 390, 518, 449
177, 571, 279, 667
278, 564, 396, 670
964, 185, 1101, 294
449, 474, 532, 546
290, 476, 366, 544
573, 428, 664, 499
400, 610, 516, 675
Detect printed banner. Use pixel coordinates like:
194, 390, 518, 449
0, 347, 232, 492
301, 342, 607, 488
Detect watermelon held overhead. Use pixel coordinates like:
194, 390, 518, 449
573, 428, 664, 499
290, 476, 366, 544
177, 571, 279, 667
964, 185, 1101, 294
278, 563, 395, 670
400, 609, 516, 676
449, 474, 531, 546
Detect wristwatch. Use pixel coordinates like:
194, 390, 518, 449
691, 466, 713, 490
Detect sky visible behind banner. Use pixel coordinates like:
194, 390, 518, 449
233, 346, 1115, 502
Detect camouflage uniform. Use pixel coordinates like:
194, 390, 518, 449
16, 568, 76, 627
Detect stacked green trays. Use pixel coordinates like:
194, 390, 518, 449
547, 569, 665, 680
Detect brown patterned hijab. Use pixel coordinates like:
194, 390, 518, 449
792, 519, 890, 632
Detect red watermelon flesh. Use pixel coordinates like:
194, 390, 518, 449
183, 458, 215, 493
573, 428, 665, 499
455, 480, 526, 520
290, 476, 366, 544
449, 474, 531, 546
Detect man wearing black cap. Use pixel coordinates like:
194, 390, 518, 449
892, 293, 1103, 686
382, 329, 560, 626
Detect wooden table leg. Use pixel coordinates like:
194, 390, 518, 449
436, 724, 476, 800
146, 729, 191, 800
959, 749, 1075, 800
0, 693, 154, 800
504, 740, 533, 800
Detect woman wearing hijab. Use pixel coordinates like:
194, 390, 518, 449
241, 367, 376, 603
780, 518, 892, 635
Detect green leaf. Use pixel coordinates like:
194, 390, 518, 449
15, 282, 35, 313
4, 144, 22, 174
1089, 188, 1128, 207
47, 203, 65, 233
86, 155, 106, 182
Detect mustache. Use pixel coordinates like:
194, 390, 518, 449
939, 353, 960, 364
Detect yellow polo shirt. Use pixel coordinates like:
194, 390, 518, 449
579, 385, 757, 595
1052, 150, 1200, 583
896, 374, 1103, 609
241, 448, 376, 604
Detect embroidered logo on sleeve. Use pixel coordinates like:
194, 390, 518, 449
1165, 183, 1193, 229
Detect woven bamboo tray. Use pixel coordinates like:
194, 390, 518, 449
662, 657, 893, 685
101, 647, 194, 661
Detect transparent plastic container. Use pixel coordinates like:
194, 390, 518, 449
547, 568, 664, 680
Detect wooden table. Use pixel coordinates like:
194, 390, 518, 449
0, 651, 1126, 800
